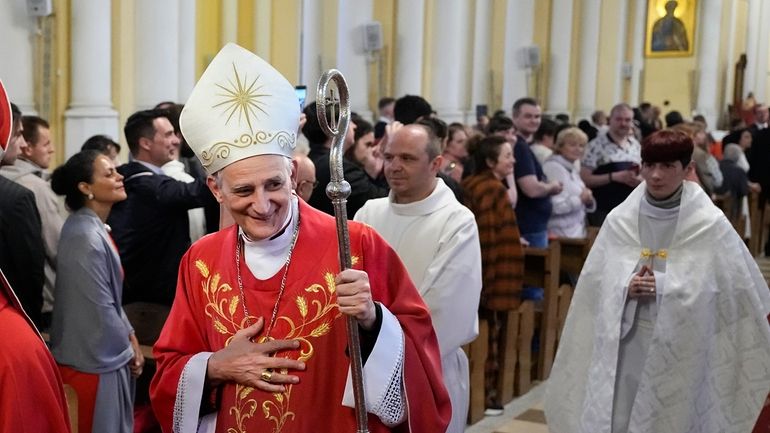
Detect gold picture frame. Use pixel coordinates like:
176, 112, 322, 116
645, 0, 697, 58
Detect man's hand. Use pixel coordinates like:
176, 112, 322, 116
628, 265, 656, 299
548, 181, 563, 196
614, 169, 641, 188
335, 269, 377, 330
206, 317, 306, 393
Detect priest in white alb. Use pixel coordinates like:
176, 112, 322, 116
355, 124, 482, 433
545, 129, 770, 433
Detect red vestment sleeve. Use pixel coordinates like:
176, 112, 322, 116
150, 251, 212, 432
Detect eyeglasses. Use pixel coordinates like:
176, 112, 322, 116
298, 180, 319, 189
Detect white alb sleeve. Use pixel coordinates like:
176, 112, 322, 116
342, 305, 407, 426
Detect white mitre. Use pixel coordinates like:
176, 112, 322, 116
180, 43, 300, 174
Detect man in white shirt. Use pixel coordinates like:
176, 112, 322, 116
355, 124, 482, 433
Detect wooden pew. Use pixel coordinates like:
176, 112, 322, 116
749, 191, 766, 256
465, 319, 488, 424
523, 242, 561, 383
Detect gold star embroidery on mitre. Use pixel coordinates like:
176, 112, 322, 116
213, 62, 270, 134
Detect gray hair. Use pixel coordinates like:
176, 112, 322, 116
723, 143, 743, 163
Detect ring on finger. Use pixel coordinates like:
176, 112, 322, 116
260, 369, 273, 382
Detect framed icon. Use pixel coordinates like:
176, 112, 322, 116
645, 0, 697, 58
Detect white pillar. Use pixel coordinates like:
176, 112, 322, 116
221, 0, 238, 44
300, 0, 323, 90
135, 0, 181, 108
502, 0, 536, 112
428, 0, 471, 123
695, 0, 723, 128
178, 2, 197, 101
546, 0, 575, 115
0, 2, 37, 114
394, 0, 425, 97
64, 0, 119, 157
723, 0, 739, 111
254, 0, 272, 60
629, 0, 647, 106
470, 0, 492, 108
576, 0, 602, 120
744, 0, 760, 99
613, 0, 630, 104
336, 0, 373, 118
755, 1, 770, 102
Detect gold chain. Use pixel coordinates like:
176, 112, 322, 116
235, 208, 301, 339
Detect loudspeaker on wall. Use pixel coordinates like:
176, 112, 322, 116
27, 0, 53, 16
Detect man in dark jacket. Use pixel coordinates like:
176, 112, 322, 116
108, 109, 216, 306
0, 102, 45, 327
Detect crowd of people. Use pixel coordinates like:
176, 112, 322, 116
2, 41, 770, 433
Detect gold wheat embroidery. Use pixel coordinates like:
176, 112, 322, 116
195, 260, 343, 433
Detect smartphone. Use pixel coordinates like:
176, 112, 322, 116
295, 85, 307, 110
476, 104, 488, 121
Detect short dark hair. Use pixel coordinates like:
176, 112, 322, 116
394, 95, 432, 124
512, 97, 539, 117
664, 110, 684, 128
534, 118, 558, 142
468, 135, 508, 175
21, 116, 50, 145
416, 117, 448, 142
352, 115, 373, 142
82, 134, 121, 154
302, 101, 335, 151
486, 115, 515, 135
641, 129, 693, 167
124, 109, 171, 155
51, 150, 102, 211
378, 97, 395, 110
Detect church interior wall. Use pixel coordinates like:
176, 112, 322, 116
3, 0, 769, 167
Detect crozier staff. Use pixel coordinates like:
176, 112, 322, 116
149, 43, 450, 433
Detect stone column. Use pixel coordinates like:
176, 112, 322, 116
336, 0, 373, 118
394, 0, 425, 97
254, 0, 272, 60
0, 3, 37, 115
221, 0, 238, 44
744, 0, 760, 99
300, 0, 323, 90
178, 2, 197, 101
427, 0, 471, 123
629, 0, 646, 106
502, 0, 536, 113
64, 0, 119, 157
576, 0, 602, 120
612, 0, 629, 104
470, 0, 492, 109
134, 0, 181, 108
546, 0, 575, 115
754, 1, 770, 101
695, 0, 723, 128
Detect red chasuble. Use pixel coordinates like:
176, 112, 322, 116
151, 201, 450, 433
0, 270, 71, 433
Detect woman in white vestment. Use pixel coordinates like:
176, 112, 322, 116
545, 130, 770, 433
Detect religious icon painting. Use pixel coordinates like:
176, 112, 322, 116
645, 0, 697, 58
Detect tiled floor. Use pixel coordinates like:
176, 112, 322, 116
465, 383, 547, 433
